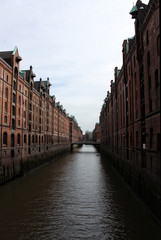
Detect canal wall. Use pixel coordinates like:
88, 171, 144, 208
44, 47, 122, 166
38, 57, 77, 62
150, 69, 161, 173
101, 146, 161, 225
0, 143, 71, 185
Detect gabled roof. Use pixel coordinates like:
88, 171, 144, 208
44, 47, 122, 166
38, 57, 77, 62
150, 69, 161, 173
34, 81, 40, 91
0, 50, 12, 66
0, 46, 19, 66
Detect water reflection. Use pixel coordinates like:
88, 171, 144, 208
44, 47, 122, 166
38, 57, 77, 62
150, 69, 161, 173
0, 145, 160, 240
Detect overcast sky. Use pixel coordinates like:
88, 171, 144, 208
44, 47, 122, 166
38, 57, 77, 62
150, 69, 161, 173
0, 0, 149, 133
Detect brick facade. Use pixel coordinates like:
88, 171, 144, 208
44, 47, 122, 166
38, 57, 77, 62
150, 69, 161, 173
92, 123, 100, 143
0, 47, 82, 183
99, 0, 160, 222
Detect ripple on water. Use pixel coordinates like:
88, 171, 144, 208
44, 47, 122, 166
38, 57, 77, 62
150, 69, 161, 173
0, 145, 161, 240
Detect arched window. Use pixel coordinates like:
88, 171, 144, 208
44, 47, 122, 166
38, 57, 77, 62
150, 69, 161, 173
3, 132, 7, 146
5, 87, 8, 98
17, 134, 20, 145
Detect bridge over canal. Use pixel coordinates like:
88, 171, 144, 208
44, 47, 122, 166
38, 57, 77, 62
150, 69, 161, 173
71, 141, 100, 151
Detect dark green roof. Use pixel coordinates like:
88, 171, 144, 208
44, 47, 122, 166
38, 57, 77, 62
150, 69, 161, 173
117, 69, 120, 77
12, 46, 18, 55
19, 70, 25, 79
129, 5, 138, 15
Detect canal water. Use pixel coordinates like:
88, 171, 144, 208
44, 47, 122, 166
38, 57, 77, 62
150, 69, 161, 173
0, 145, 161, 240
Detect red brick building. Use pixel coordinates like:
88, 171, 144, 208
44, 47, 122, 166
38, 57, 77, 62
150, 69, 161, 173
0, 47, 82, 183
99, 0, 160, 222
69, 116, 82, 143
92, 123, 100, 143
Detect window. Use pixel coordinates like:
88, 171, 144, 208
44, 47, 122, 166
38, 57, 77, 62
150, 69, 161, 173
147, 51, 150, 69
12, 105, 15, 116
130, 133, 132, 147
157, 35, 160, 56
13, 93, 16, 103
11, 134, 14, 147
12, 119, 15, 130
32, 135, 34, 144
3, 132, 7, 146
146, 30, 149, 45
29, 103, 31, 111
136, 131, 138, 147
24, 134, 27, 144
18, 120, 20, 126
24, 111, 26, 118
157, 134, 161, 152
28, 134, 31, 146
6, 75, 8, 82
4, 115, 7, 124
29, 113, 31, 121
19, 96, 21, 105
5, 102, 7, 112
150, 128, 153, 148
17, 134, 20, 145
5, 87, 8, 98
14, 67, 18, 79
28, 120, 31, 130
155, 69, 159, 88
13, 81, 16, 91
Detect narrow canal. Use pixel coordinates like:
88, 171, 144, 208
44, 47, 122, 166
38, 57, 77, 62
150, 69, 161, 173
0, 145, 161, 240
